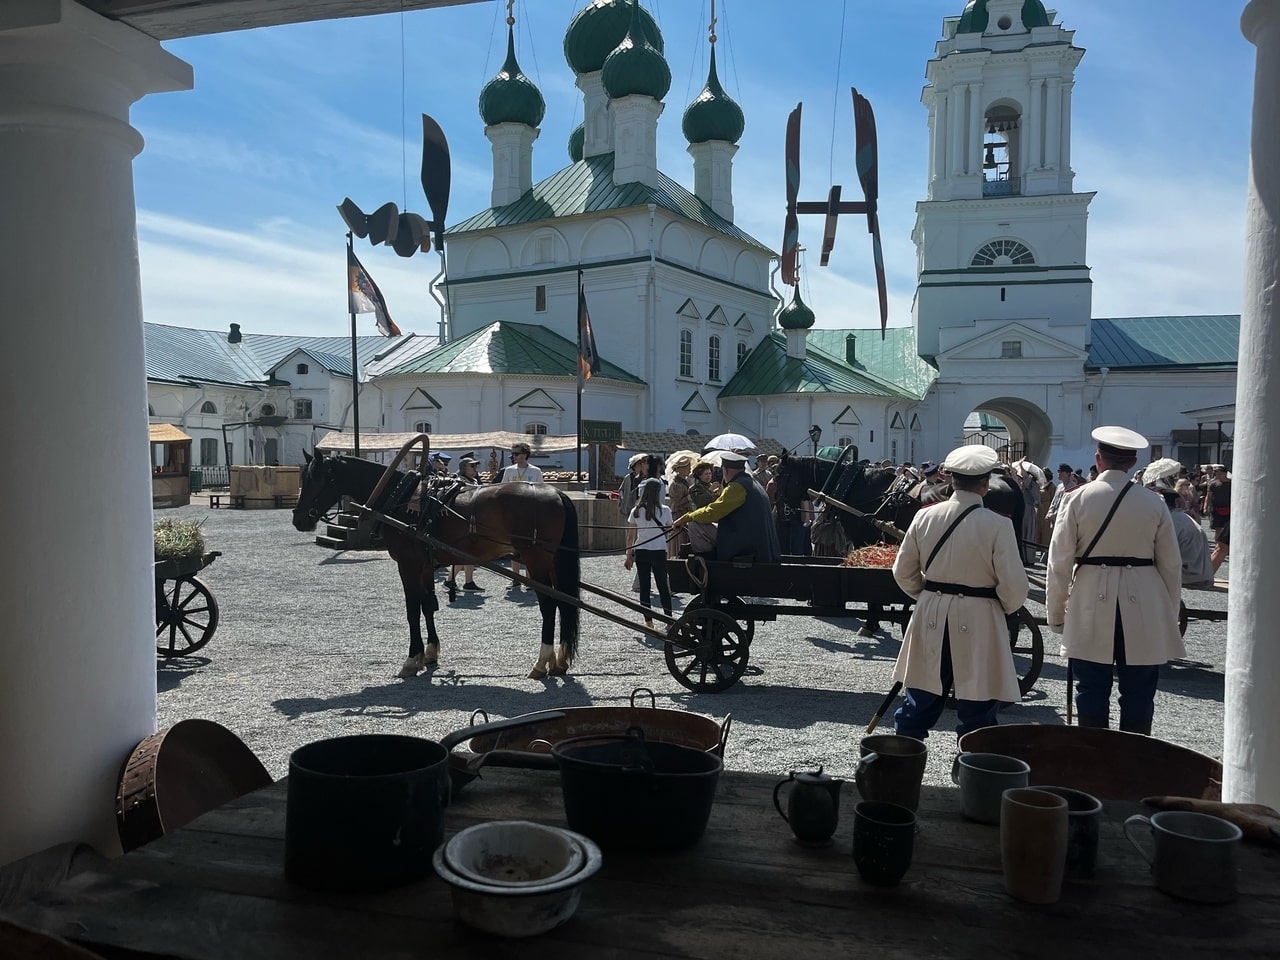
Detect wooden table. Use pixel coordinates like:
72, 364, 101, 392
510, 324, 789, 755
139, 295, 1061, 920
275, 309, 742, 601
4, 768, 1278, 959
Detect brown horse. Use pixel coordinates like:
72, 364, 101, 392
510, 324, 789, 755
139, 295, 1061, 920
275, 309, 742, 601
292, 452, 580, 680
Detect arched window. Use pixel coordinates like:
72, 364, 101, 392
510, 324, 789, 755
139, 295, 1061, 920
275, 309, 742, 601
971, 239, 1035, 266
525, 423, 548, 435
296, 363, 309, 375
413, 421, 432, 434
679, 330, 693, 378
837, 435, 854, 449
708, 336, 721, 383
736, 342, 748, 369
200, 401, 217, 414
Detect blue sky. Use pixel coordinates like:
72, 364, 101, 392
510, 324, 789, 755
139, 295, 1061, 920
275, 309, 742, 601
131, 1, 1258, 340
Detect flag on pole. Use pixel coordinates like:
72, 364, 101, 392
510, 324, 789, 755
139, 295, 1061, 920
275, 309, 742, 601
347, 243, 401, 337
577, 279, 600, 390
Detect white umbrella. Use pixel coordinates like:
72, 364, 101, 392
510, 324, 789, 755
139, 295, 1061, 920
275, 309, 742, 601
704, 433, 755, 452
1144, 457, 1183, 485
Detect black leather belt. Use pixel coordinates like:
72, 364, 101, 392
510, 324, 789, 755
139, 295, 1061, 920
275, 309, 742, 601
924, 580, 999, 599
1075, 557, 1154, 566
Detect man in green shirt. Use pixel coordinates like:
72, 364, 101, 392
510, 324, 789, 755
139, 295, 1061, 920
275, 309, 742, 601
673, 453, 780, 563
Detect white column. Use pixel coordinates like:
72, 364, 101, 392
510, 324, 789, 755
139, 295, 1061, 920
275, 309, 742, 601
1025, 78, 1043, 172
1061, 81, 1076, 188
0, 0, 191, 865
484, 122, 539, 207
948, 84, 965, 177
610, 94, 664, 188
930, 92, 949, 199
688, 140, 738, 222
1045, 77, 1062, 170
576, 72, 611, 158
968, 83, 984, 177
1226, 0, 1280, 807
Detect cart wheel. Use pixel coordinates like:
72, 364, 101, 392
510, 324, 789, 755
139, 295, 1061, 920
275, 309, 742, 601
665, 608, 750, 693
1178, 600, 1189, 637
684, 594, 755, 644
1007, 607, 1043, 697
156, 575, 219, 658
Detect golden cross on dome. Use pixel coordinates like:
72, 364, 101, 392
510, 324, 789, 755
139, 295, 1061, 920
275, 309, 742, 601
709, 0, 718, 44
506, 0, 516, 26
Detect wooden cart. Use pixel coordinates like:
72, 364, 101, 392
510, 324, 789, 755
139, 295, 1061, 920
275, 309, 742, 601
155, 551, 221, 658
664, 554, 1043, 695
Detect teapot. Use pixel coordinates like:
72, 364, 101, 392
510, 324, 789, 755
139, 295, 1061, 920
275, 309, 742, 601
773, 766, 843, 845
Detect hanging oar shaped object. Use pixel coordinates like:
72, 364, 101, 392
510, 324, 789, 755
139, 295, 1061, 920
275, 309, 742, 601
853, 87, 889, 336
420, 112, 451, 253
781, 103, 803, 286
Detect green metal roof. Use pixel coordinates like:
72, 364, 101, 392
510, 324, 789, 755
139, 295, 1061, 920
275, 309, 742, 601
446, 152, 772, 254
718, 332, 923, 400
806, 327, 938, 400
958, 0, 1050, 33
479, 26, 545, 128
564, 0, 663, 75
682, 47, 744, 145
601, 0, 670, 101
1087, 316, 1240, 370
376, 320, 644, 383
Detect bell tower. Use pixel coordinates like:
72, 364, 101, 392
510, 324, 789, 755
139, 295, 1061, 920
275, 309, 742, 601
913, 0, 1094, 364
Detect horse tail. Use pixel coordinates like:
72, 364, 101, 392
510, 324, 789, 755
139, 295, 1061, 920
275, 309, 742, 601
555, 491, 581, 659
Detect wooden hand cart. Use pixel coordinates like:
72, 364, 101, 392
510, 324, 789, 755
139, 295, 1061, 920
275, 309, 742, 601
154, 551, 221, 658
665, 554, 1043, 696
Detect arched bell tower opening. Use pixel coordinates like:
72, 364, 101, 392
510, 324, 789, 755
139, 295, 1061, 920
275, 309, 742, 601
963, 398, 1053, 464
983, 103, 1021, 197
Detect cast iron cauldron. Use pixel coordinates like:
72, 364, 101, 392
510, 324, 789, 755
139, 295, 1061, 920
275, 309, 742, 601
285, 711, 564, 892
551, 727, 722, 853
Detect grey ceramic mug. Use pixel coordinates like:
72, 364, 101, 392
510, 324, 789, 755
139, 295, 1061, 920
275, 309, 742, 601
1037, 786, 1103, 879
1124, 810, 1242, 903
950, 752, 1030, 824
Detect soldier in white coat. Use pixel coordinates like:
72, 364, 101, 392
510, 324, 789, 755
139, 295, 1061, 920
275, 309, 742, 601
1045, 426, 1184, 735
891, 446, 1030, 740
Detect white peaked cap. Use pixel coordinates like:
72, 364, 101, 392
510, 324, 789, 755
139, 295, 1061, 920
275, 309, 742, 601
941, 445, 1000, 477
1092, 426, 1149, 452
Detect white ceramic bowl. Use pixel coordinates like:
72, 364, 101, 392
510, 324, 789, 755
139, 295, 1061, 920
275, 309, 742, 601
443, 820, 585, 889
432, 830, 602, 939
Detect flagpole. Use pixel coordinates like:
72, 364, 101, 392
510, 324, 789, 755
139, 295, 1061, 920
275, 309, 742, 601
576, 268, 583, 483
347, 232, 361, 459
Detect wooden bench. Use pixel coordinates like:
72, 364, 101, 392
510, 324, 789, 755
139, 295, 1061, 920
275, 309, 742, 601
208, 494, 297, 510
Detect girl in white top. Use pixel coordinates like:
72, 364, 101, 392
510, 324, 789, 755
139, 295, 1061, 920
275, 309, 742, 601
625, 478, 673, 623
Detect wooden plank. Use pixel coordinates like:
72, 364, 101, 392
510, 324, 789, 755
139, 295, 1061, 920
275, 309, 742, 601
4, 770, 1279, 960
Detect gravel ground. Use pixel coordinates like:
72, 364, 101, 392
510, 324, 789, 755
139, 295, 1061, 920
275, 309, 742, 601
157, 497, 1229, 788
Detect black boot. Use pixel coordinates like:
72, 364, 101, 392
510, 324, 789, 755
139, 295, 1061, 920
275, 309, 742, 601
1119, 718, 1153, 736
1076, 715, 1109, 729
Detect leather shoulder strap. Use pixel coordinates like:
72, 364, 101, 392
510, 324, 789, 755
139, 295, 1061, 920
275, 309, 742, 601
925, 503, 982, 569
1079, 482, 1135, 561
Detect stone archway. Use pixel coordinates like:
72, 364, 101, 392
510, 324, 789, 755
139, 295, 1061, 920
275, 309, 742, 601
971, 397, 1054, 464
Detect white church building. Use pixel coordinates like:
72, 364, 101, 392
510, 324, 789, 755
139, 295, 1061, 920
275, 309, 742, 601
147, 0, 1238, 474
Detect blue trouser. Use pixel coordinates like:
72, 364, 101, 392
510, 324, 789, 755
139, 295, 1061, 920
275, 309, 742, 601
1071, 608, 1160, 726
894, 629, 1001, 740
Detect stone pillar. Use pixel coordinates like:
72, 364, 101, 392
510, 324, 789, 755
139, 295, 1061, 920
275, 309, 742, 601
688, 140, 738, 222
1061, 81, 1076, 189
611, 94, 664, 188
0, 0, 192, 865
968, 83, 983, 177
1225, 0, 1280, 806
931, 91, 949, 198
484, 122, 539, 207
1025, 78, 1043, 173
576, 72, 611, 158
948, 83, 965, 178
1045, 77, 1062, 170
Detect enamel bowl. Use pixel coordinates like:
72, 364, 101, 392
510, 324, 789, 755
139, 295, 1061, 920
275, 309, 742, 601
443, 820, 585, 889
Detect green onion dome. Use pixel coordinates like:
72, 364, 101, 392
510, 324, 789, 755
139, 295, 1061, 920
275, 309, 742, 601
682, 48, 744, 145
958, 0, 1050, 33
567, 124, 585, 162
565, 0, 663, 77
777, 287, 816, 330
479, 26, 546, 128
601, 0, 670, 101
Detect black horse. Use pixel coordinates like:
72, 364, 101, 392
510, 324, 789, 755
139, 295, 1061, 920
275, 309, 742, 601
775, 453, 1026, 634
293, 453, 581, 680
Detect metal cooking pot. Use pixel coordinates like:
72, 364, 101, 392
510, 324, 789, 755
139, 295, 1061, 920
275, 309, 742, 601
551, 727, 722, 853
285, 711, 564, 892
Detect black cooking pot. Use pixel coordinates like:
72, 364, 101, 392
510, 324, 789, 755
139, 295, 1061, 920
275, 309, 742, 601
551, 727, 722, 853
285, 711, 564, 892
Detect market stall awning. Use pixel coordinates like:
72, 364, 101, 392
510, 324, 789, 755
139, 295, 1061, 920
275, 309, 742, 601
149, 423, 192, 443
314, 431, 585, 454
